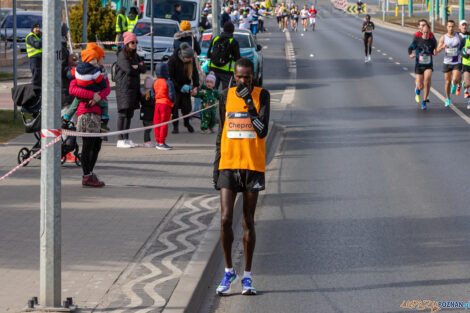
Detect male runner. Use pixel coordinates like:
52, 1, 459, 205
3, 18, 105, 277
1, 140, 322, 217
290, 6, 299, 32
308, 5, 317, 31
281, 2, 289, 32
300, 5, 309, 32
414, 19, 435, 40
458, 20, 470, 99
362, 15, 374, 63
437, 20, 462, 107
357, 0, 364, 15
409, 24, 437, 110
213, 58, 270, 296
460, 20, 470, 109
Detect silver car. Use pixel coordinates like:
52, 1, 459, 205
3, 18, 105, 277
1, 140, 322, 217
133, 18, 180, 64
0, 11, 41, 51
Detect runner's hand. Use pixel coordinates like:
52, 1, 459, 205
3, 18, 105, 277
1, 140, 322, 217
236, 83, 253, 105
409, 54, 415, 59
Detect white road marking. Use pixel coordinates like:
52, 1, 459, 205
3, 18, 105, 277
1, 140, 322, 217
409, 73, 470, 125
382, 53, 387, 56
388, 57, 393, 60
310, 54, 314, 57
263, 46, 268, 49
377, 49, 381, 52
403, 67, 408, 70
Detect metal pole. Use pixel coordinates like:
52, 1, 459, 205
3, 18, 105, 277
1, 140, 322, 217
409, 0, 413, 16
402, 5, 405, 26
459, 0, 464, 21
435, 0, 439, 21
151, 0, 154, 76
40, 0, 62, 306
386, 0, 389, 12
82, 0, 87, 49
443, 0, 447, 24
64, 0, 73, 52
383, 0, 386, 21
212, 0, 220, 37
13, 0, 17, 121
430, 0, 434, 32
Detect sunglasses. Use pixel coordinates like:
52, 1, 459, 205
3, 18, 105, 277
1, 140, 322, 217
129, 41, 137, 44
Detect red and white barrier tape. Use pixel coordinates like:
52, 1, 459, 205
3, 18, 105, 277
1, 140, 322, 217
0, 104, 215, 182
71, 32, 152, 46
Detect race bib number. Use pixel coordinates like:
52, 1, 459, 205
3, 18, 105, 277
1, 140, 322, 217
446, 47, 458, 57
226, 112, 256, 139
419, 53, 431, 65
366, 26, 373, 32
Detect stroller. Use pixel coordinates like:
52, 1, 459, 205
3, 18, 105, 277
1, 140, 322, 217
11, 84, 81, 167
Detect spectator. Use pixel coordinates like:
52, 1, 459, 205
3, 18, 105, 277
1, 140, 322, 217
25, 23, 42, 86
153, 62, 176, 150
115, 7, 127, 47
221, 7, 232, 28
69, 47, 111, 187
231, 9, 240, 28
172, 3, 182, 23
207, 21, 241, 90
115, 31, 147, 148
174, 21, 201, 55
61, 23, 75, 110
200, 10, 211, 32
140, 76, 156, 148
127, 7, 139, 32
194, 71, 219, 133
168, 42, 199, 134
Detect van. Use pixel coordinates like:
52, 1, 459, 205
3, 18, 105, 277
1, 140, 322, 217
143, 0, 201, 36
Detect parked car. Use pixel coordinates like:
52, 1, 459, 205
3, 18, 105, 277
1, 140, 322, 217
133, 18, 180, 65
199, 29, 264, 86
0, 11, 41, 51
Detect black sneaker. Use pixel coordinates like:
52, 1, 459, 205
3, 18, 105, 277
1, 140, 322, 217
186, 124, 194, 133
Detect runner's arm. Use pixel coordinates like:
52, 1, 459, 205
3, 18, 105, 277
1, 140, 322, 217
436, 36, 445, 53
247, 89, 270, 138
408, 38, 418, 55
213, 90, 228, 188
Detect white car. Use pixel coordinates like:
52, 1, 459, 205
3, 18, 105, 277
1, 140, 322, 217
0, 11, 41, 51
133, 18, 180, 64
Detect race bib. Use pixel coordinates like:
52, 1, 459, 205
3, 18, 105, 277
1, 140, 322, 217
226, 112, 256, 139
419, 53, 431, 65
446, 47, 458, 57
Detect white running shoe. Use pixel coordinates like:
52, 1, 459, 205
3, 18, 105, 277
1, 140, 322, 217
116, 140, 132, 148
126, 139, 138, 147
364, 56, 369, 63
368, 55, 371, 62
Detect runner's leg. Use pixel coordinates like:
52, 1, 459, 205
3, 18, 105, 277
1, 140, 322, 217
368, 36, 373, 56
242, 191, 259, 272
444, 71, 452, 99
220, 188, 237, 268
423, 69, 432, 101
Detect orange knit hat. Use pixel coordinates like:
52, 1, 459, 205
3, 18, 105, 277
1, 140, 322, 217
87, 43, 105, 60
80, 48, 99, 62
180, 20, 191, 31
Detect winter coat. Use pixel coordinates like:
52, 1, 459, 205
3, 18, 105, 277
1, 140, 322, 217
220, 12, 231, 28
115, 49, 147, 112
61, 41, 73, 107
155, 62, 176, 105
69, 77, 111, 118
173, 31, 201, 55
168, 49, 200, 94
140, 88, 155, 121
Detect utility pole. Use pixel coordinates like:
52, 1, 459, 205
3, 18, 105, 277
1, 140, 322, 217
40, 0, 62, 306
212, 0, 220, 37
435, 0, 439, 21
401, 5, 405, 26
409, 0, 413, 16
151, 0, 154, 76
459, 0, 464, 21
13, 0, 17, 121
430, 0, 434, 32
82, 0, 87, 49
383, 0, 386, 21
443, 0, 447, 25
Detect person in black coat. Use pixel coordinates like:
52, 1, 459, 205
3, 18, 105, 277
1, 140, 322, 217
171, 3, 182, 23
115, 32, 146, 148
220, 7, 232, 28
168, 42, 199, 133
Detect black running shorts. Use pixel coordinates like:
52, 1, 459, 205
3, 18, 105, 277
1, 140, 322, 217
217, 169, 265, 192
443, 63, 462, 72
462, 65, 470, 73
415, 64, 433, 75
363, 32, 372, 40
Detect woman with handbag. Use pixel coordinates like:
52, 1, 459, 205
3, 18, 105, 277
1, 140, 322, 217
115, 32, 147, 148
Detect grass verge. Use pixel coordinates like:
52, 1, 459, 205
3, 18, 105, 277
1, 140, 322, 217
384, 15, 447, 34
0, 110, 24, 144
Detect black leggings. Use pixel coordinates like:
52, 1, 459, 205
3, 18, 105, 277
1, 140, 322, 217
81, 137, 102, 176
172, 92, 192, 129
117, 109, 134, 140
364, 34, 373, 55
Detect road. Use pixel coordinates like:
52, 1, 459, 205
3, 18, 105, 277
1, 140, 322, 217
198, 2, 470, 313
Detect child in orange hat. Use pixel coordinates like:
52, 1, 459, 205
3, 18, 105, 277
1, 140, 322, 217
62, 45, 110, 132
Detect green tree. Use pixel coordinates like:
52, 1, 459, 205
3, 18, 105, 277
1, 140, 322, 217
69, 0, 116, 44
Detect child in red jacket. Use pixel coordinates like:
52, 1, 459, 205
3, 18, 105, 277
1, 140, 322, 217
154, 62, 176, 150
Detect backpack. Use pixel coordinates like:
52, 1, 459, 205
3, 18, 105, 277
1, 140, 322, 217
210, 36, 233, 68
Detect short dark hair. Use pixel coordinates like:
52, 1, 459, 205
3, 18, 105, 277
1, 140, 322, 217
418, 18, 429, 26
235, 58, 254, 73
174, 3, 181, 9
448, 19, 456, 25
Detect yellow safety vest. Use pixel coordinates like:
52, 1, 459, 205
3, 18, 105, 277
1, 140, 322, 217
25, 32, 42, 58
116, 14, 128, 32
209, 36, 236, 72
463, 37, 470, 66
127, 16, 139, 32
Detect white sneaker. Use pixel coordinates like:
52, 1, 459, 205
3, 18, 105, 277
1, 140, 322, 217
116, 140, 132, 148
126, 139, 138, 148
364, 56, 369, 63
467, 103, 470, 110
368, 55, 371, 62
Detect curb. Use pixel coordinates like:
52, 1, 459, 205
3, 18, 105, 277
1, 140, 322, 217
161, 121, 281, 313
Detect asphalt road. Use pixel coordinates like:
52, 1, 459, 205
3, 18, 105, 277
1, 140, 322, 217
198, 2, 470, 313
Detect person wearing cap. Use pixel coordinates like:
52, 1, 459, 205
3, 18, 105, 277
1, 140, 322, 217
173, 21, 201, 55
194, 71, 219, 133
168, 42, 199, 134
25, 23, 42, 86
207, 21, 241, 90
115, 31, 147, 148
115, 7, 127, 48
127, 7, 139, 32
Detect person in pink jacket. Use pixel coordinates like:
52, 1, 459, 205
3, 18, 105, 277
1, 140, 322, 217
69, 45, 111, 187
